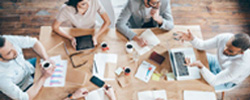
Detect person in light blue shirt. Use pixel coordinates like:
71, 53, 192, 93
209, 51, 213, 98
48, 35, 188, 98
0, 35, 55, 100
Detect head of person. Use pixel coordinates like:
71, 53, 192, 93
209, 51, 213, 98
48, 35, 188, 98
65, 0, 89, 13
223, 33, 250, 56
144, 0, 160, 9
0, 37, 18, 62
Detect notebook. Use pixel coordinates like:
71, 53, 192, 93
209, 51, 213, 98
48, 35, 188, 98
184, 90, 216, 100
75, 35, 94, 51
138, 90, 167, 100
131, 29, 160, 55
85, 88, 109, 100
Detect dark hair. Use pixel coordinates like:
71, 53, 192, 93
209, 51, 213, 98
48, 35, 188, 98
65, 0, 83, 13
232, 33, 250, 51
0, 37, 5, 48
0, 37, 6, 58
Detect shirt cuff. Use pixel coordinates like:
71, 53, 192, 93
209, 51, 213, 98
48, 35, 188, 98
23, 92, 29, 100
190, 37, 198, 45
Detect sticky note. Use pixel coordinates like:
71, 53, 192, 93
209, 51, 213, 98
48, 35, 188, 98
151, 73, 161, 81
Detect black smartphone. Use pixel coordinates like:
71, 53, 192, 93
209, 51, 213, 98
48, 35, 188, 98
90, 75, 105, 87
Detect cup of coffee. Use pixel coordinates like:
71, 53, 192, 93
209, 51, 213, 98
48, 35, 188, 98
126, 42, 133, 53
123, 67, 131, 76
41, 61, 52, 69
101, 42, 109, 51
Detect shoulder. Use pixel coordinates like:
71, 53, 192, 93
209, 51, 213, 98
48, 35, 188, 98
59, 4, 75, 13
215, 33, 234, 40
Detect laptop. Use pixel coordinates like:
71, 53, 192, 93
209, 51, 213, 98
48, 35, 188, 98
169, 48, 200, 80
75, 35, 94, 51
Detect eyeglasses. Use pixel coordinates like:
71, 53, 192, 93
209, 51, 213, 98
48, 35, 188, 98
148, 0, 160, 9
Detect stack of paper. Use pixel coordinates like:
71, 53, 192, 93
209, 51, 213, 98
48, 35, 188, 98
184, 90, 216, 100
135, 61, 156, 83
93, 53, 118, 80
43, 55, 68, 87
138, 90, 167, 100
85, 88, 109, 100
131, 29, 161, 55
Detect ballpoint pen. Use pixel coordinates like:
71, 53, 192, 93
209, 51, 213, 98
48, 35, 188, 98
94, 60, 98, 73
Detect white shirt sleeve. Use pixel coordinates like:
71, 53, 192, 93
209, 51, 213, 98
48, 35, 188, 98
0, 79, 29, 100
3, 35, 37, 49
190, 34, 221, 50
200, 60, 244, 86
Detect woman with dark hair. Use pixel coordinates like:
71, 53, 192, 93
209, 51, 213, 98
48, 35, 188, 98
52, 0, 111, 49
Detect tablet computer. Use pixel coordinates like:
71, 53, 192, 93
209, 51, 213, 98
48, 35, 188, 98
75, 35, 94, 51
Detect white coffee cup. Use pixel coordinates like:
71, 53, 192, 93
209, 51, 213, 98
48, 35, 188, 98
126, 42, 133, 53
41, 61, 52, 69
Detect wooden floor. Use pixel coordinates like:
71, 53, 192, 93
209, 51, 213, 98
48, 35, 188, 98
0, 0, 250, 100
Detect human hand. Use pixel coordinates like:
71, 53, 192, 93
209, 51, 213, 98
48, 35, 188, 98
133, 36, 148, 47
184, 58, 204, 69
151, 8, 163, 24
155, 98, 164, 100
92, 35, 98, 46
175, 29, 194, 42
70, 37, 77, 49
103, 85, 116, 100
41, 64, 55, 79
71, 88, 89, 99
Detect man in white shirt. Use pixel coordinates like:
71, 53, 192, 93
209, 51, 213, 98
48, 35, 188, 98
0, 35, 55, 100
176, 30, 250, 91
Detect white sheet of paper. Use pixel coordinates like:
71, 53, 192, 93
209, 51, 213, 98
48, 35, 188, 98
44, 55, 67, 87
138, 90, 167, 100
131, 29, 160, 55
184, 90, 216, 100
93, 53, 118, 80
85, 88, 109, 100
135, 61, 156, 83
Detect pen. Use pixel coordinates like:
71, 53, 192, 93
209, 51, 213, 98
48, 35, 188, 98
94, 60, 98, 73
64, 43, 70, 55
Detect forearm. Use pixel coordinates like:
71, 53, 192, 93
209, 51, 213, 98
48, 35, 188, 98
53, 27, 74, 40
158, 17, 174, 30
200, 67, 237, 86
33, 41, 49, 60
190, 37, 218, 50
27, 76, 46, 100
95, 20, 110, 38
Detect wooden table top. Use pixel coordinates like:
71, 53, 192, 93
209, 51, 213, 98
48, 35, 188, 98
34, 25, 214, 100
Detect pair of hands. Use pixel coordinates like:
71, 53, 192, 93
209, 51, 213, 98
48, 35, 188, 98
68, 85, 116, 100
70, 35, 98, 49
175, 29, 205, 69
144, 0, 163, 24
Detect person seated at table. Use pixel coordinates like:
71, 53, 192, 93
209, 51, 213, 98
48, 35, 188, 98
0, 35, 55, 100
64, 85, 117, 100
116, 0, 174, 47
52, 0, 111, 49
176, 30, 250, 91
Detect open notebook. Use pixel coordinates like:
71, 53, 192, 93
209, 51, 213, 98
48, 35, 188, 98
85, 88, 109, 100
130, 29, 160, 55
138, 90, 167, 100
184, 90, 216, 100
